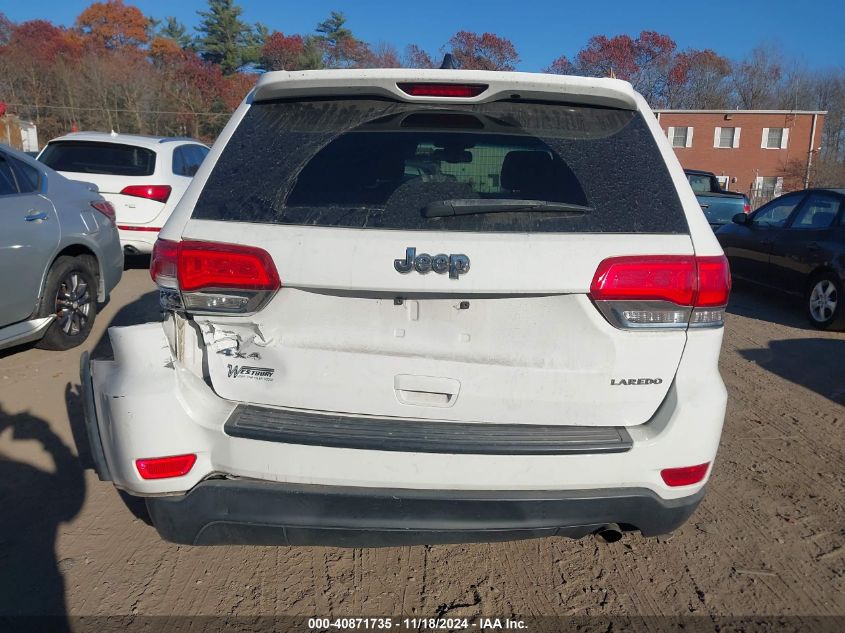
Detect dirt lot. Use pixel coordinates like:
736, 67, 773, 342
1, 263, 843, 624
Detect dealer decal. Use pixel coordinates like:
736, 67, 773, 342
227, 364, 275, 381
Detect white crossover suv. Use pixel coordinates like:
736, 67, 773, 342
81, 69, 731, 547
39, 132, 209, 255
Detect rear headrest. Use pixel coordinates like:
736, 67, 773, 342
501, 151, 554, 192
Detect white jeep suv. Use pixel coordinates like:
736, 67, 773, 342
82, 69, 730, 546
39, 132, 209, 255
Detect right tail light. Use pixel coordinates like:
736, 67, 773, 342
150, 239, 280, 314
590, 255, 731, 329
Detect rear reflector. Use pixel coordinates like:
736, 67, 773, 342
150, 239, 281, 314
118, 225, 160, 232
136, 454, 197, 480
90, 201, 116, 224
120, 184, 172, 203
661, 463, 710, 487
397, 83, 488, 98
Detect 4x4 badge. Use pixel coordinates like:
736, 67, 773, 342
394, 247, 470, 279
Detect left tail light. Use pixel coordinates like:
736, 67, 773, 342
150, 239, 281, 314
91, 201, 116, 224
590, 255, 731, 329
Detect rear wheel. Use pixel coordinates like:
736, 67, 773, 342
806, 273, 843, 330
36, 256, 99, 350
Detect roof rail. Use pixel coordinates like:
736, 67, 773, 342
158, 137, 196, 144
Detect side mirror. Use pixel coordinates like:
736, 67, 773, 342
732, 213, 750, 225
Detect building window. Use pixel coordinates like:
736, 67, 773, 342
762, 127, 789, 149
669, 126, 692, 148
756, 176, 783, 197
715, 127, 740, 148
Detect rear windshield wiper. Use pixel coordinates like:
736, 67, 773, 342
423, 198, 592, 218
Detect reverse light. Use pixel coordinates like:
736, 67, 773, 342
397, 83, 488, 98
590, 255, 730, 329
136, 453, 197, 480
150, 239, 281, 314
90, 200, 116, 224
120, 184, 172, 203
661, 463, 710, 487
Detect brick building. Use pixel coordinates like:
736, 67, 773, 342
654, 109, 825, 202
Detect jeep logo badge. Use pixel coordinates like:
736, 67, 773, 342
394, 248, 470, 279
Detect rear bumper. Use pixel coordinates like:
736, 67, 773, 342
146, 479, 705, 546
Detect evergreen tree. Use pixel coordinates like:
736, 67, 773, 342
195, 0, 255, 74
315, 11, 363, 68
158, 16, 193, 49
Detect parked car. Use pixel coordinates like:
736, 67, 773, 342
716, 188, 845, 329
37, 132, 209, 255
685, 169, 750, 229
82, 69, 730, 547
0, 144, 123, 351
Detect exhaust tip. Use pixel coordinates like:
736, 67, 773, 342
123, 245, 139, 256
596, 523, 623, 543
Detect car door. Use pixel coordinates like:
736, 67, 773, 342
769, 192, 843, 294
721, 192, 805, 283
0, 151, 60, 326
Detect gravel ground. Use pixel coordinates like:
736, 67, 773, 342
1, 264, 843, 625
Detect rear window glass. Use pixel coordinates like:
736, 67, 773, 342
194, 98, 688, 234
39, 141, 155, 177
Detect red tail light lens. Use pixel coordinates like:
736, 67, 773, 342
397, 83, 488, 98
743, 202, 751, 213
661, 462, 710, 487
150, 239, 280, 314
178, 241, 280, 292
90, 200, 116, 224
591, 256, 697, 305
150, 238, 179, 287
120, 184, 172, 203
136, 454, 197, 480
695, 256, 732, 307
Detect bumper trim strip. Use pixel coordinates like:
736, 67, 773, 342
224, 404, 633, 455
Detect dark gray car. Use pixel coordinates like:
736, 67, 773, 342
0, 144, 123, 351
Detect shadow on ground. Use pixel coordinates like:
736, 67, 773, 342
738, 338, 845, 405
0, 406, 84, 630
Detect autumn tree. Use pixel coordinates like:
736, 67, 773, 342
358, 42, 401, 68
544, 55, 575, 75
196, 0, 262, 74
666, 49, 731, 109
75, 0, 149, 49
404, 44, 434, 69
731, 45, 782, 109
446, 31, 518, 71
259, 31, 305, 71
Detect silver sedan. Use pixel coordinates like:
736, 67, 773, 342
0, 144, 123, 351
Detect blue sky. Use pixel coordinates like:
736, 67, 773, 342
4, 0, 845, 71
